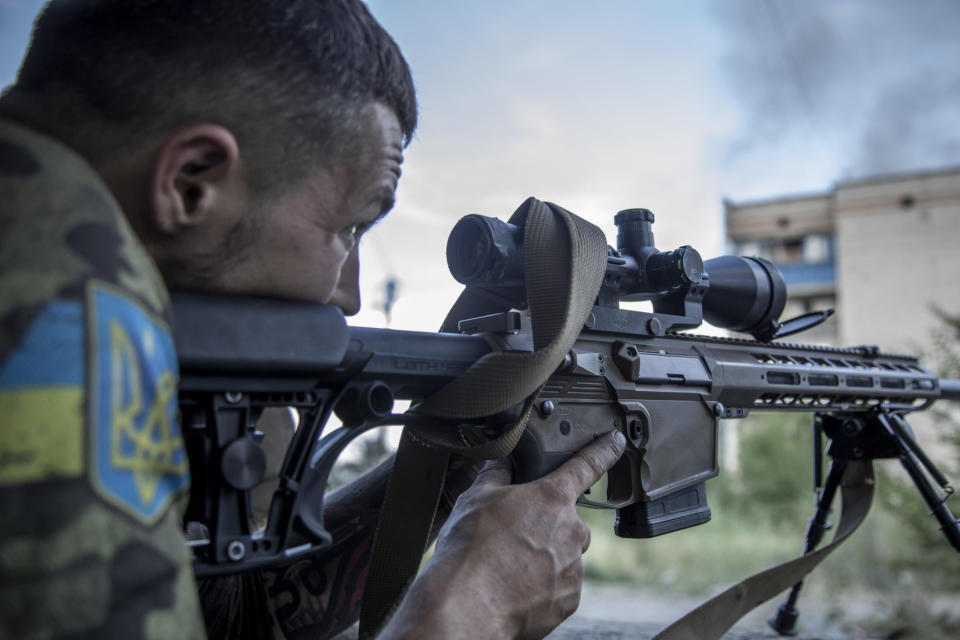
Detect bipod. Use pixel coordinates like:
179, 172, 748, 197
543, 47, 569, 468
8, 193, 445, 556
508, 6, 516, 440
873, 409, 960, 551
769, 408, 960, 636
768, 419, 845, 635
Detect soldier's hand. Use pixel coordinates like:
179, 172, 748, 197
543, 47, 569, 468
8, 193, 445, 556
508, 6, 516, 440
380, 431, 626, 639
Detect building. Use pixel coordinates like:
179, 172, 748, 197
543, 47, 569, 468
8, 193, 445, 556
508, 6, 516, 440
722, 165, 960, 457
723, 166, 960, 353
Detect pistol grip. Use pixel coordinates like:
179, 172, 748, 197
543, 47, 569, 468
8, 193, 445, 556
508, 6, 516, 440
510, 429, 576, 484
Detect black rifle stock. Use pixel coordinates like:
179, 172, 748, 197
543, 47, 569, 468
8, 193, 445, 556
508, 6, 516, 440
175, 201, 960, 588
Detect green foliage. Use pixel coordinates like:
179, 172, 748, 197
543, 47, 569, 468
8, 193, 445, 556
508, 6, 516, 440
578, 501, 801, 594
714, 412, 818, 528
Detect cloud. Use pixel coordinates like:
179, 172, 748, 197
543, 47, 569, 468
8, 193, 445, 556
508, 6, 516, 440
853, 74, 960, 175
713, 0, 960, 177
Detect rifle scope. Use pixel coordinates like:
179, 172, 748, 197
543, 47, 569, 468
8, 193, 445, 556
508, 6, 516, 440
446, 208, 788, 340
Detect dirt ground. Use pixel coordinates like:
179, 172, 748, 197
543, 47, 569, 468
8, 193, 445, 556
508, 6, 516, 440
550, 581, 854, 639
552, 580, 959, 639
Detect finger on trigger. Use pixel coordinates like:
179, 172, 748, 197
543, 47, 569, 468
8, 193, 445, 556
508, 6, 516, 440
556, 431, 626, 497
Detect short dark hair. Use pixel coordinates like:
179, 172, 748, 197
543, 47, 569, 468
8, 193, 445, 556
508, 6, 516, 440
9, 0, 417, 194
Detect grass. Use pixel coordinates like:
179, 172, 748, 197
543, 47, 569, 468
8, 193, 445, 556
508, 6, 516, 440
579, 498, 805, 595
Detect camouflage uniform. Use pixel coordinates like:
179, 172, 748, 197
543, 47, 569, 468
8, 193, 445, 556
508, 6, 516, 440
0, 118, 206, 639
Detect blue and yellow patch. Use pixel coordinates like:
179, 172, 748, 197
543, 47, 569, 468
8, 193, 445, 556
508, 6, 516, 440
0, 301, 85, 485
87, 281, 189, 525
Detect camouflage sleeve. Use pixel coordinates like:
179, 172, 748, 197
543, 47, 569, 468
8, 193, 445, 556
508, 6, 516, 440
0, 119, 206, 639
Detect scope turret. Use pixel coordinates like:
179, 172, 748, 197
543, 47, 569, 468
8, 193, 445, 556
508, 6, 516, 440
614, 208, 656, 252
612, 208, 705, 296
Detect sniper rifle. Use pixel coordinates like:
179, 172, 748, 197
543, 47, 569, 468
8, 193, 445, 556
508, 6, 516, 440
174, 198, 960, 635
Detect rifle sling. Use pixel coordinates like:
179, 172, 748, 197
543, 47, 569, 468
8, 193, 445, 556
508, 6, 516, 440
357, 434, 450, 638
654, 460, 875, 640
359, 198, 607, 637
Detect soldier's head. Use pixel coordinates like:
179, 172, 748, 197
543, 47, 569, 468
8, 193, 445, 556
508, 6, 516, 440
0, 0, 416, 313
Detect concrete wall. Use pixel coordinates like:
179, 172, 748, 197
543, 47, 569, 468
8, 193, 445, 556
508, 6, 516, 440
834, 169, 960, 354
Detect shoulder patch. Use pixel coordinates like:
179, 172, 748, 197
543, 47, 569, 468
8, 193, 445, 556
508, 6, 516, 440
87, 280, 189, 525
0, 300, 85, 485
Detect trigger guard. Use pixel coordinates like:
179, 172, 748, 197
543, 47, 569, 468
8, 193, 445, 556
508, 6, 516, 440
577, 495, 632, 510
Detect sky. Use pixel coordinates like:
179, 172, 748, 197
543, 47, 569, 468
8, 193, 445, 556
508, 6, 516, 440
2, 1, 959, 332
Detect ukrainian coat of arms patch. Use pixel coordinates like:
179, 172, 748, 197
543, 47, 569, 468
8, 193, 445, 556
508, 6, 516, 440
88, 280, 189, 524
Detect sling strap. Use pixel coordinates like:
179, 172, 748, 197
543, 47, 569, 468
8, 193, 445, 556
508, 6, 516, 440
655, 460, 874, 640
357, 433, 451, 639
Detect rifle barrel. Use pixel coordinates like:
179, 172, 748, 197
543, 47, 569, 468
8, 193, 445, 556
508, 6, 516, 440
940, 379, 960, 402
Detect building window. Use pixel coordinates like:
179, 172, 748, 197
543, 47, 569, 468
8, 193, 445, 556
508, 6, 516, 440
803, 235, 831, 263
772, 238, 804, 263
734, 234, 833, 266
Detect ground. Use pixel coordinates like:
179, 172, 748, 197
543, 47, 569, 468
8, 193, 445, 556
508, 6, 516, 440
333, 580, 894, 639
551, 582, 854, 639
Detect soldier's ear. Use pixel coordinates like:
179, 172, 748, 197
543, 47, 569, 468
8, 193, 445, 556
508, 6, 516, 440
150, 125, 242, 234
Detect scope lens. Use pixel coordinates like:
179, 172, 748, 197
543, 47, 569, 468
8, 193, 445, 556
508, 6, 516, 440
446, 215, 525, 287
447, 216, 493, 284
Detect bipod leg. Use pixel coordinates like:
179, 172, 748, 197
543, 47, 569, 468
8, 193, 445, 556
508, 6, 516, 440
769, 458, 848, 636
876, 409, 960, 552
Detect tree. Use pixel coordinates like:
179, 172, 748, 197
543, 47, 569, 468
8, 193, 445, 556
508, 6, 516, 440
716, 411, 816, 527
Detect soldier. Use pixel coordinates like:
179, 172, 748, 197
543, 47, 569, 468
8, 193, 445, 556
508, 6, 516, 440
0, 1, 626, 638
